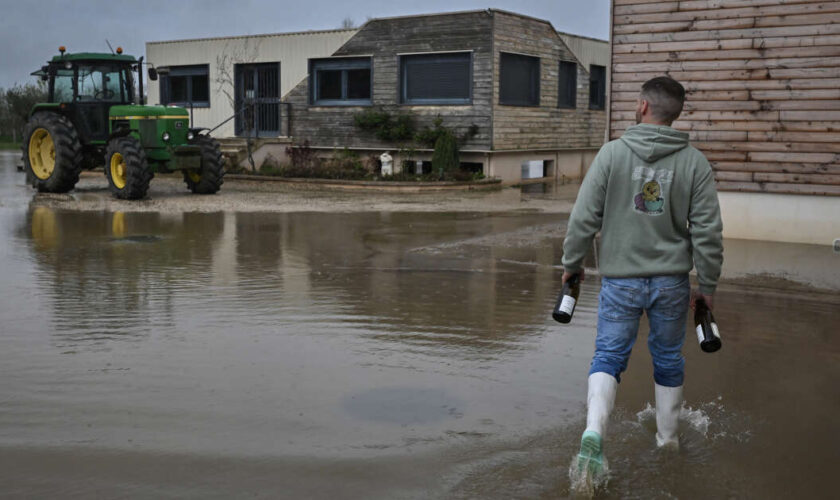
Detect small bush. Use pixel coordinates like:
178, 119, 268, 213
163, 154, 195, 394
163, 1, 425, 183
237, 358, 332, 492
432, 130, 460, 176
320, 148, 372, 180
365, 153, 382, 174
285, 140, 320, 171
258, 154, 283, 176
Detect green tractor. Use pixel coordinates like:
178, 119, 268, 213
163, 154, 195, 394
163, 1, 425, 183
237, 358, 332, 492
22, 46, 224, 199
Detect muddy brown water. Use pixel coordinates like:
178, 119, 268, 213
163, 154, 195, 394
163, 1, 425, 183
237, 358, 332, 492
1, 152, 839, 499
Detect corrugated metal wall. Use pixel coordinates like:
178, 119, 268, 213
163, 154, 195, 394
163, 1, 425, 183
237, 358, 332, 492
145, 29, 357, 137
557, 32, 610, 70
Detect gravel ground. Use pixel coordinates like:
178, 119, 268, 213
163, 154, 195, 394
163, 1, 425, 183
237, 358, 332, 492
27, 171, 580, 214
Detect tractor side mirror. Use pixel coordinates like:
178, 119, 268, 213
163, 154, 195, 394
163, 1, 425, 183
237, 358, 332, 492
148, 68, 158, 81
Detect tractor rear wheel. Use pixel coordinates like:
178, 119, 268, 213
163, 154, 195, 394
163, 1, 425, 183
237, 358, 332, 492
183, 135, 224, 194
104, 136, 153, 200
22, 112, 83, 193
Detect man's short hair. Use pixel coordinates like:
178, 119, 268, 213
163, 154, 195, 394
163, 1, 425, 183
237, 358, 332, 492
640, 76, 686, 124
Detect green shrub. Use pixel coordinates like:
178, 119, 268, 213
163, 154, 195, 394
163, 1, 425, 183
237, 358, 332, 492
431, 130, 459, 176
320, 148, 372, 180
257, 154, 283, 176
354, 108, 415, 142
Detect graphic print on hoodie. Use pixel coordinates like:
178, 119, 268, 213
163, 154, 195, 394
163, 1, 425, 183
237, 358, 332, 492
632, 166, 673, 215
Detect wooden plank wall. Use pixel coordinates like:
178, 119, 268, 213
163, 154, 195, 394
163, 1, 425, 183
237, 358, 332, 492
610, 0, 840, 196
492, 12, 607, 150
283, 11, 494, 151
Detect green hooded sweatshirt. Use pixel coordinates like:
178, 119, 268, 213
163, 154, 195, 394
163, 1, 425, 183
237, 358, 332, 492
562, 123, 723, 294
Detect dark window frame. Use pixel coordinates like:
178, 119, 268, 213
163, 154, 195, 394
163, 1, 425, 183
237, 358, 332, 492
499, 52, 541, 107
309, 57, 373, 106
399, 51, 474, 106
589, 64, 606, 110
558, 60, 577, 109
161, 64, 210, 108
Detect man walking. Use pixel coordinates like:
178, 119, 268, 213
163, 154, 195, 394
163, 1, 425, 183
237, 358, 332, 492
561, 76, 723, 474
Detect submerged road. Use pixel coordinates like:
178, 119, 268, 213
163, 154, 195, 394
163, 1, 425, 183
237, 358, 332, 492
2, 151, 839, 499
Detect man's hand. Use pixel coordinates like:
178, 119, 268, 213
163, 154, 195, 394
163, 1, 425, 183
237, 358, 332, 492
562, 268, 585, 285
690, 289, 714, 311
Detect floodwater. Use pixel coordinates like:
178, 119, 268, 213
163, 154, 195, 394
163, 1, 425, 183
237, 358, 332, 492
1, 151, 839, 499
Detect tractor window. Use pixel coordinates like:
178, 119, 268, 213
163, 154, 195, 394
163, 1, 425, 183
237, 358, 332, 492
77, 66, 124, 102
53, 69, 74, 103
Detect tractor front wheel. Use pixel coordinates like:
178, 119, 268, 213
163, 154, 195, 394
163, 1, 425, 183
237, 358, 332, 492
104, 136, 153, 200
22, 112, 82, 193
183, 135, 224, 194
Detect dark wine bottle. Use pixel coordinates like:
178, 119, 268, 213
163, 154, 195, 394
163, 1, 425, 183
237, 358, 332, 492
552, 273, 581, 324
694, 297, 722, 353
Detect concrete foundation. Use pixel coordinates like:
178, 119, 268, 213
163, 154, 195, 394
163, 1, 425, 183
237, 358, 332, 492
248, 144, 601, 184
718, 191, 840, 246
487, 149, 599, 184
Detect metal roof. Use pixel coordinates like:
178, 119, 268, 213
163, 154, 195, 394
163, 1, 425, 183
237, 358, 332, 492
49, 52, 137, 63
147, 28, 358, 46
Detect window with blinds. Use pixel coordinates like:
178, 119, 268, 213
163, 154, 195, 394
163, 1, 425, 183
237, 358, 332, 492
400, 52, 472, 105
558, 60, 577, 109
499, 52, 540, 106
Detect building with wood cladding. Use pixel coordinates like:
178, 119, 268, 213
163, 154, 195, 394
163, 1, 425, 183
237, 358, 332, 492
609, 0, 840, 245
147, 10, 610, 183
282, 9, 609, 183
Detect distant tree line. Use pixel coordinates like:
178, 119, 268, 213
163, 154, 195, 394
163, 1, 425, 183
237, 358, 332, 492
0, 82, 47, 143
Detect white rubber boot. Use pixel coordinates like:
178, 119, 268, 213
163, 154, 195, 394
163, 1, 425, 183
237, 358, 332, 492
585, 372, 618, 437
655, 383, 683, 449
578, 372, 618, 474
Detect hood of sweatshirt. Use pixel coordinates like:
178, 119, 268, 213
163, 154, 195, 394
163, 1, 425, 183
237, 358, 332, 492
619, 123, 689, 163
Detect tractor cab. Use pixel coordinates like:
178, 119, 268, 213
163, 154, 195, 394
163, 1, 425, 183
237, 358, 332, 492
32, 48, 140, 143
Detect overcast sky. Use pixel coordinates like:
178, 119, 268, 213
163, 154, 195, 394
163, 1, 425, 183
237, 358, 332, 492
0, 0, 610, 90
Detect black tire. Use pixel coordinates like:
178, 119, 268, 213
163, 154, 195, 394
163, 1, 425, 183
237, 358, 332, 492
21, 112, 82, 193
183, 135, 224, 194
104, 136, 153, 200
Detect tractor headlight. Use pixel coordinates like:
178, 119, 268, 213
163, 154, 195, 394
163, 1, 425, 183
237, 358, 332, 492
162, 131, 171, 142
187, 131, 195, 141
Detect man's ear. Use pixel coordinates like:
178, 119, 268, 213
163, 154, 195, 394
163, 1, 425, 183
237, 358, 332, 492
639, 99, 650, 116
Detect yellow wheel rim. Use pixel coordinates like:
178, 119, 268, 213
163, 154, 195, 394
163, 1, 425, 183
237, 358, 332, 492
110, 152, 127, 189
28, 128, 55, 180
187, 169, 201, 183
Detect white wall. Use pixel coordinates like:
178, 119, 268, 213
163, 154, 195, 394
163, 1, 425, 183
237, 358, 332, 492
145, 29, 357, 137
719, 191, 840, 246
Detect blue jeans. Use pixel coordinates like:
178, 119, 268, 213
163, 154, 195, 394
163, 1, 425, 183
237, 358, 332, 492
589, 274, 691, 387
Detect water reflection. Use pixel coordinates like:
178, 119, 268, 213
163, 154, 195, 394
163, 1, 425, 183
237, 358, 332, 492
22, 207, 582, 357
23, 207, 226, 348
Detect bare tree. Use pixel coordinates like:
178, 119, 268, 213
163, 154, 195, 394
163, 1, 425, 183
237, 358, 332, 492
215, 39, 261, 172
1, 82, 48, 142
341, 17, 355, 29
